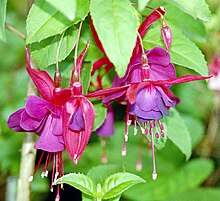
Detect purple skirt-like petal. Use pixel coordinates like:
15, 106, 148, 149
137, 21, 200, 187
129, 84, 176, 122
34, 114, 64, 152
69, 106, 85, 132
25, 95, 55, 119
7, 108, 26, 132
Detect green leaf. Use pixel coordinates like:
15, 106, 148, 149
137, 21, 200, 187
165, 108, 192, 160
93, 102, 107, 131
165, 5, 206, 43
144, 24, 208, 76
124, 159, 214, 201
90, 0, 138, 77
30, 26, 78, 68
45, 0, 76, 21
87, 164, 123, 186
81, 62, 92, 94
102, 172, 145, 199
79, 23, 104, 62
26, 0, 73, 44
55, 173, 95, 197
108, 195, 121, 201
82, 193, 94, 201
182, 115, 205, 148
74, 0, 89, 23
166, 188, 220, 201
138, 0, 150, 12
164, 0, 211, 22
0, 0, 7, 41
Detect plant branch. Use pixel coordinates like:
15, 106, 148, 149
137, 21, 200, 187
17, 79, 37, 201
5, 23, 26, 41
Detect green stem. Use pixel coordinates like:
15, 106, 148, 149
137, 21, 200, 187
5, 23, 25, 41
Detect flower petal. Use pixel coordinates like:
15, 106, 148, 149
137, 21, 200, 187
25, 95, 54, 119
136, 86, 158, 111
7, 108, 26, 132
20, 111, 42, 131
34, 114, 64, 152
63, 97, 95, 164
26, 47, 55, 102
131, 103, 163, 120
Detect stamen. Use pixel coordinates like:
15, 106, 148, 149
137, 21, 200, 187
73, 154, 78, 164
33, 151, 45, 178
28, 176, 33, 182
158, 120, 164, 130
54, 172, 59, 184
50, 153, 56, 192
155, 133, 159, 138
151, 128, 157, 180
140, 127, 145, 134
127, 119, 132, 126
42, 153, 52, 178
124, 103, 130, 143
134, 120, 137, 135
55, 185, 61, 201
145, 127, 148, 135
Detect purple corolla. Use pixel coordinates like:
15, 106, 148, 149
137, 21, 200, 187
130, 84, 176, 122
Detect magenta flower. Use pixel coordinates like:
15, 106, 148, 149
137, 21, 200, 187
63, 41, 95, 164
7, 48, 71, 196
8, 47, 71, 152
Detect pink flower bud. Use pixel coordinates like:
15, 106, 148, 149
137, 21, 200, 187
161, 25, 172, 50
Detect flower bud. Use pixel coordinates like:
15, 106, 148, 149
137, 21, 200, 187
161, 25, 172, 50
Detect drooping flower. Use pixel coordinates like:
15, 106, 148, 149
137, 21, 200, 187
7, 47, 71, 197
63, 41, 95, 164
86, 73, 210, 179
87, 4, 210, 181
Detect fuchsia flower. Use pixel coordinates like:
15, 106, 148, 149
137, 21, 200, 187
87, 5, 211, 180
63, 41, 95, 164
8, 48, 71, 153
7, 47, 72, 198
